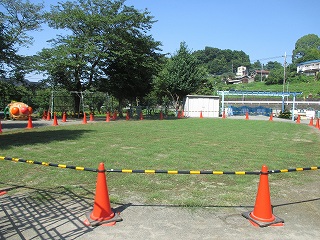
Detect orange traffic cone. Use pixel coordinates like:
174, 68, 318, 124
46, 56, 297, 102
90, 112, 94, 121
177, 111, 181, 119
315, 118, 320, 129
112, 111, 117, 121
26, 115, 33, 129
52, 113, 58, 126
0, 120, 2, 133
46, 111, 51, 121
160, 111, 163, 120
222, 111, 226, 119
269, 113, 273, 121
106, 112, 110, 122
82, 112, 87, 124
245, 112, 249, 120
126, 111, 130, 120
308, 117, 313, 126
242, 165, 284, 227
62, 112, 67, 122
83, 163, 122, 226
200, 111, 203, 118
296, 115, 300, 124
0, 190, 7, 196
42, 110, 47, 120
140, 112, 143, 120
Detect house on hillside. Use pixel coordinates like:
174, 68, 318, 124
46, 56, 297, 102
226, 76, 251, 84
236, 66, 247, 77
254, 69, 270, 78
224, 66, 253, 84
297, 60, 320, 76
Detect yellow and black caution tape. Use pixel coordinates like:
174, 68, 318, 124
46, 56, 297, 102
1, 156, 319, 175
269, 167, 320, 174
110, 167, 320, 174
0, 156, 98, 172
106, 169, 260, 175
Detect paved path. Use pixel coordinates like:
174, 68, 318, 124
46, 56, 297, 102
0, 115, 317, 133
0, 118, 83, 132
0, 183, 320, 240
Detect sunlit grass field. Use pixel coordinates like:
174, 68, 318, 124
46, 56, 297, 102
1, 118, 319, 206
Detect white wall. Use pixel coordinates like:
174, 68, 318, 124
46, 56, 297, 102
183, 95, 220, 118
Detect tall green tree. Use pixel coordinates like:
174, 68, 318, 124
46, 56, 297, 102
264, 61, 283, 70
36, 0, 161, 113
251, 60, 262, 70
292, 34, 320, 64
98, 33, 162, 110
153, 42, 207, 108
96, 0, 162, 110
0, 0, 44, 79
0, 22, 14, 77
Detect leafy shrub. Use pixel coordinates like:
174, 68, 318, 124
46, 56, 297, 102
278, 110, 291, 119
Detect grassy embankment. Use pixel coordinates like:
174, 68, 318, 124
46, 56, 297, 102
228, 81, 320, 100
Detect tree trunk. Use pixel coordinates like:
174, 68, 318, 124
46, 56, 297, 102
73, 94, 81, 118
73, 72, 83, 118
118, 98, 123, 118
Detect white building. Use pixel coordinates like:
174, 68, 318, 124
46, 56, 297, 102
297, 60, 320, 76
236, 66, 247, 77
183, 95, 220, 118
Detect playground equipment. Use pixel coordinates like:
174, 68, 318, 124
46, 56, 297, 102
3, 102, 32, 120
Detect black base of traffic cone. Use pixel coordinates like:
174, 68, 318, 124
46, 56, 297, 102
84, 211, 122, 227
242, 211, 284, 227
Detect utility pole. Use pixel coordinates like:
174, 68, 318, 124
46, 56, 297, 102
283, 52, 287, 93
51, 91, 54, 120
281, 52, 287, 112
261, 62, 263, 82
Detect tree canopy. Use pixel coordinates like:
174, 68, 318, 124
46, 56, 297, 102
192, 46, 251, 75
34, 0, 162, 111
0, 0, 44, 79
153, 42, 207, 106
292, 34, 320, 64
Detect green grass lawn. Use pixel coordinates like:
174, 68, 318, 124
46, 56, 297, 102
1, 118, 319, 206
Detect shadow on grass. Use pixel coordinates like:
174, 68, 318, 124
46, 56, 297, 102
0, 129, 93, 149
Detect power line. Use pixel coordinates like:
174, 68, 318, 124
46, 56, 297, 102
251, 55, 293, 63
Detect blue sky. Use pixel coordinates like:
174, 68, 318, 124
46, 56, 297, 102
17, 0, 319, 81
125, 0, 319, 63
